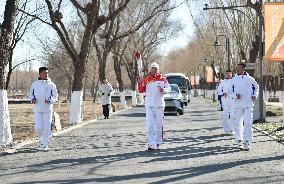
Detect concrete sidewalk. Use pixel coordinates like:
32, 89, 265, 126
0, 97, 283, 184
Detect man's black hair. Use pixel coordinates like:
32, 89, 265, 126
39, 67, 48, 74
226, 69, 233, 73
237, 62, 246, 69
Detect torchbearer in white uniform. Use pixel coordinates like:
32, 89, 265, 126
138, 62, 171, 151
231, 63, 259, 151
29, 67, 58, 151
217, 70, 235, 135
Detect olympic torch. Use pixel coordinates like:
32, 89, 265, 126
135, 51, 143, 79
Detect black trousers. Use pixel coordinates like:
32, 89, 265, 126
102, 104, 110, 118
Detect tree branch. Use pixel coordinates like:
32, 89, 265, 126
70, 0, 87, 13
106, 0, 131, 23
76, 7, 86, 27
44, 0, 79, 63
18, 9, 52, 26
11, 59, 35, 71
114, 1, 173, 40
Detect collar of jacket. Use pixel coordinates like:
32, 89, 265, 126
38, 77, 51, 81
237, 71, 248, 76
145, 72, 163, 83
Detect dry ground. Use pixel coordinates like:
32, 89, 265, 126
9, 99, 128, 143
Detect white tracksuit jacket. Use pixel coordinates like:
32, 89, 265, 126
231, 73, 259, 108
218, 79, 234, 106
99, 83, 113, 105
145, 78, 171, 108
231, 73, 259, 144
29, 78, 58, 112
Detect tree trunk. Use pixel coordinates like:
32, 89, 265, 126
69, 58, 87, 125
98, 61, 107, 82
5, 49, 14, 90
248, 37, 259, 77
5, 69, 12, 90
72, 60, 86, 91
113, 57, 124, 92
113, 56, 127, 108
0, 0, 18, 146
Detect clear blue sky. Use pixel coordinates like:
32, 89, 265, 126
159, 0, 195, 56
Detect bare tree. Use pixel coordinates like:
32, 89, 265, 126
19, 0, 131, 124
0, 0, 18, 146
94, 0, 174, 82
6, 0, 36, 90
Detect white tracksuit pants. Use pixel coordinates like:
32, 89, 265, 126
234, 107, 253, 143
34, 112, 53, 147
222, 105, 234, 132
146, 107, 164, 147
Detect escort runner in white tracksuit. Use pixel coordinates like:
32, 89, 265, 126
138, 62, 170, 151
231, 63, 259, 150
29, 67, 58, 151
216, 79, 224, 111
217, 70, 234, 134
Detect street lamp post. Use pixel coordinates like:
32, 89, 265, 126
213, 35, 231, 70
257, 0, 264, 122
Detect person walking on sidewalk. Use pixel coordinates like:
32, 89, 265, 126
29, 67, 58, 151
231, 63, 259, 151
138, 62, 171, 151
217, 70, 235, 135
216, 77, 224, 111
99, 78, 113, 119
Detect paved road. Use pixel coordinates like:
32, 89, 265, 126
0, 97, 283, 184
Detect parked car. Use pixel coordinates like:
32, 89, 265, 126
165, 73, 191, 106
164, 84, 184, 115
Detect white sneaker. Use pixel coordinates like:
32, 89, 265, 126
237, 140, 243, 149
39, 144, 44, 151
43, 146, 49, 151
225, 130, 234, 135
243, 141, 251, 151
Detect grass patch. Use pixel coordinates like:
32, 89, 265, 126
255, 121, 284, 142
201, 97, 284, 142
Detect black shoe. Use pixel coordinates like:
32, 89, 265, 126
147, 147, 154, 151
104, 117, 107, 119
107, 117, 109, 119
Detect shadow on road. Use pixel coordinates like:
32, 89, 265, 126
16, 154, 284, 184
118, 112, 146, 117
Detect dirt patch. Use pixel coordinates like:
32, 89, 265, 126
9, 100, 130, 143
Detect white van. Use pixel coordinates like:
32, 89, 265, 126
165, 73, 191, 106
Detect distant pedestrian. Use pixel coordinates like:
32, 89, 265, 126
29, 67, 58, 151
138, 62, 171, 151
99, 78, 113, 119
216, 78, 224, 111
231, 62, 259, 151
217, 70, 235, 135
